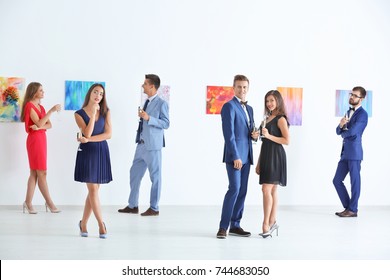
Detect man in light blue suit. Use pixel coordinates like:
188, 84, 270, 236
119, 74, 169, 216
216, 75, 259, 239
333, 86, 368, 218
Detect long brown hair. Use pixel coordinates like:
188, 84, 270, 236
81, 83, 109, 117
20, 82, 42, 122
264, 90, 289, 122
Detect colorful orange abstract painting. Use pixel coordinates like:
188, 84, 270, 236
277, 87, 303, 126
0, 77, 25, 122
206, 86, 234, 114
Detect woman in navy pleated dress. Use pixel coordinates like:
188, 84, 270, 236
74, 83, 112, 239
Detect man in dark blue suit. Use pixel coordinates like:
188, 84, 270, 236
333, 86, 368, 218
216, 75, 259, 239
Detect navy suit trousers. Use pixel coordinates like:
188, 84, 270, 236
219, 162, 250, 230
333, 159, 361, 213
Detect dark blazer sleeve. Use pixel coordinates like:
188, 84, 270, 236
221, 102, 240, 161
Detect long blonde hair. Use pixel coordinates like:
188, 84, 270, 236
20, 82, 41, 122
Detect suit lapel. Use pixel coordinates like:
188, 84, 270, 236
232, 98, 249, 128
350, 107, 361, 121
146, 96, 159, 113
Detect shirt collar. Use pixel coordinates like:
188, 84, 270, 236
235, 96, 246, 104
148, 93, 158, 102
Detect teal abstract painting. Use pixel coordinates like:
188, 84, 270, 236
65, 80, 106, 110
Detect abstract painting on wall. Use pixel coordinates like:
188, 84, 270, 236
140, 85, 171, 106
206, 86, 234, 114
0, 77, 25, 122
335, 89, 372, 117
65, 80, 106, 110
277, 87, 303, 126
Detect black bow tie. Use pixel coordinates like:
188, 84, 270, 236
240, 101, 248, 106
349, 107, 355, 111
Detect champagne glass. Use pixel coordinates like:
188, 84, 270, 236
77, 129, 82, 151
260, 114, 268, 138
252, 121, 259, 143
343, 111, 349, 130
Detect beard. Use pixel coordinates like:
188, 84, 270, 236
349, 98, 360, 106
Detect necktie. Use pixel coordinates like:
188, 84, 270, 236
350, 107, 355, 111
240, 101, 248, 106
135, 99, 150, 143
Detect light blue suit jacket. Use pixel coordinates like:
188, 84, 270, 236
139, 96, 170, 150
221, 97, 254, 165
336, 106, 368, 161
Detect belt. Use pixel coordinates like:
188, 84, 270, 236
138, 139, 145, 144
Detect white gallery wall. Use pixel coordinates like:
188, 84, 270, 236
0, 0, 389, 206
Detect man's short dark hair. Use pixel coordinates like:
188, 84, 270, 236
233, 75, 249, 86
145, 74, 160, 90
353, 86, 366, 98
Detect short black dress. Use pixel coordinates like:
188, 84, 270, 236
74, 109, 112, 184
259, 115, 287, 186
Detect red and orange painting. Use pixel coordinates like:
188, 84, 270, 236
206, 86, 234, 114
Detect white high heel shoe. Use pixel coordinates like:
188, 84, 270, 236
45, 202, 61, 213
23, 202, 37, 214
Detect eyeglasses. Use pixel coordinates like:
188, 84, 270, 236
349, 93, 362, 99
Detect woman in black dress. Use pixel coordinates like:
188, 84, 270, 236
256, 90, 289, 238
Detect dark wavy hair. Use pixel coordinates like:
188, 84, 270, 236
81, 83, 109, 117
264, 90, 289, 123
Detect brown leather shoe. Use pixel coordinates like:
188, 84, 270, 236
338, 210, 358, 217
141, 208, 159, 216
216, 228, 227, 239
118, 206, 139, 214
335, 209, 347, 216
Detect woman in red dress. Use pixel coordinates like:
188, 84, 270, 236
20, 82, 61, 214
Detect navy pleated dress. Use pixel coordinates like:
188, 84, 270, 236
74, 109, 112, 184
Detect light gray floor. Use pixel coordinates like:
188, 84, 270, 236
0, 205, 389, 260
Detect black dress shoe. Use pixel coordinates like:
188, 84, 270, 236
335, 209, 347, 216
216, 228, 227, 239
229, 227, 251, 237
338, 210, 358, 217
118, 206, 139, 214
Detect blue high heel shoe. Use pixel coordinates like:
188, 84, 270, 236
99, 222, 107, 239
79, 221, 88, 237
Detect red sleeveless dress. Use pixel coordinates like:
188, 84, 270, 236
24, 102, 47, 170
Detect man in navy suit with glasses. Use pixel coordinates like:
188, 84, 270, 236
333, 86, 368, 218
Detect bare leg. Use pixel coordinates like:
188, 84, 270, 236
80, 196, 92, 233
86, 183, 106, 235
36, 170, 58, 210
25, 170, 38, 209
268, 185, 278, 226
262, 184, 274, 233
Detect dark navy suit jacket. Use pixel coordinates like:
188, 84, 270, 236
336, 106, 368, 161
221, 97, 254, 165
